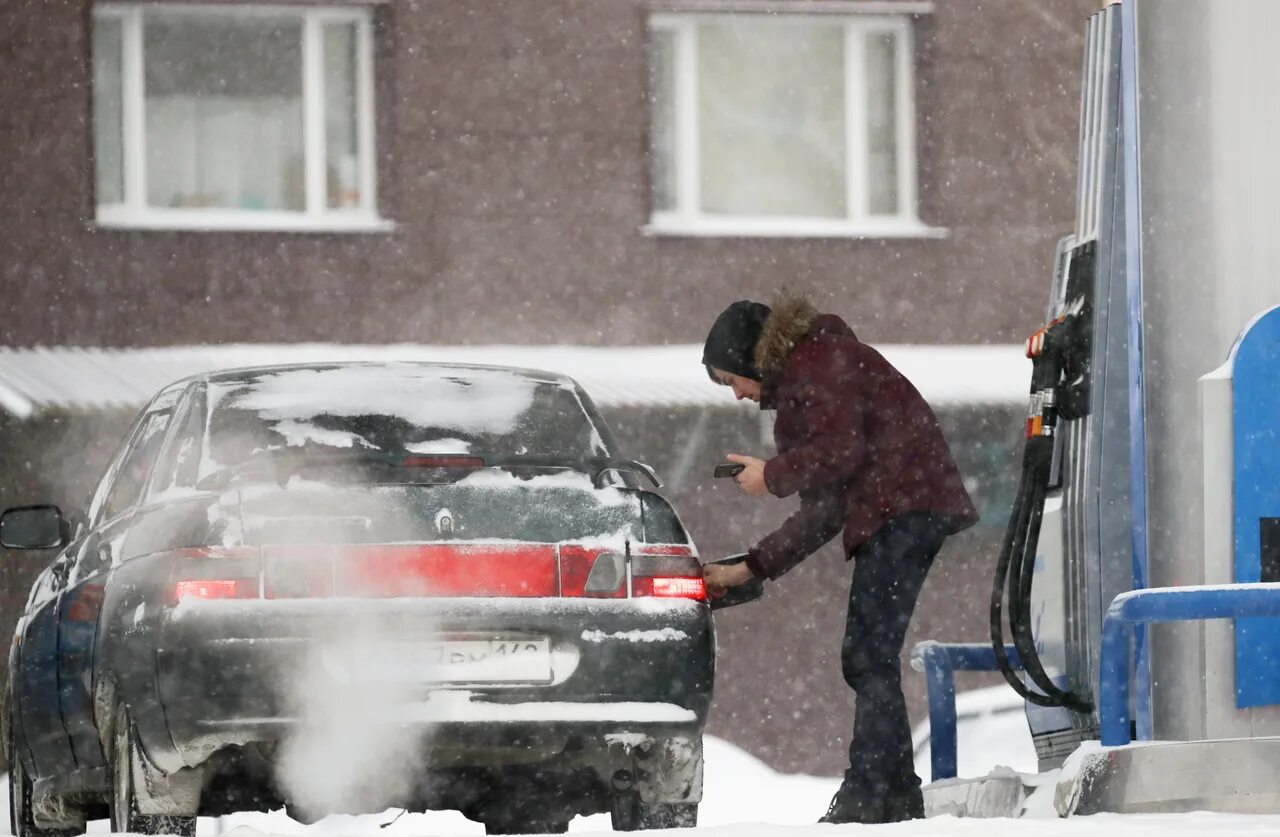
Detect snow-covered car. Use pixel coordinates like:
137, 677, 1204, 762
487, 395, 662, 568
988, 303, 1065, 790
0, 363, 713, 836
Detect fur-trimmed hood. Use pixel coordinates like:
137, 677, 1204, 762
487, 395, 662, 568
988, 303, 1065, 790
753, 293, 855, 377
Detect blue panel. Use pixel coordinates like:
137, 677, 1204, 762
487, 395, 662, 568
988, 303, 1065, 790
1120, 0, 1152, 729
1233, 305, 1280, 707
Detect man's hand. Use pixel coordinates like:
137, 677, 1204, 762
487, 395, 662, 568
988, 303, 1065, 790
703, 561, 756, 598
727, 454, 768, 496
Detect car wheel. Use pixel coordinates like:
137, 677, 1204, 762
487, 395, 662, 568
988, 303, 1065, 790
611, 795, 698, 832
638, 803, 698, 829
108, 702, 196, 837
6, 735, 78, 837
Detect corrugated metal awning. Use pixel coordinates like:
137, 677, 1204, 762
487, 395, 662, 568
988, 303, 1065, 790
0, 343, 1028, 419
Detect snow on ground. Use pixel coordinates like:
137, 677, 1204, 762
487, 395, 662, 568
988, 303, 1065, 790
5, 732, 1280, 836
910, 686, 1039, 779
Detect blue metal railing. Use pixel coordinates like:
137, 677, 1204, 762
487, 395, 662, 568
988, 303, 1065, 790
910, 642, 1022, 782
1099, 583, 1280, 746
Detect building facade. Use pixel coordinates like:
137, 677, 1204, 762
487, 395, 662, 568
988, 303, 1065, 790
2, 0, 1091, 348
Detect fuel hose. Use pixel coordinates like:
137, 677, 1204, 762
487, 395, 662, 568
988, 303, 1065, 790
990, 327, 1095, 714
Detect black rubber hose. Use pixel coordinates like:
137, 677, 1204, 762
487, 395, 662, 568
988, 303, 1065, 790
1009, 442, 1053, 687
1010, 442, 1094, 713
990, 379, 1094, 710
990, 439, 1055, 703
992, 441, 1079, 708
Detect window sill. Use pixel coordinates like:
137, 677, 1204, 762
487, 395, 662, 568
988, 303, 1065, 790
648, 0, 935, 15
92, 209, 397, 234
643, 216, 950, 240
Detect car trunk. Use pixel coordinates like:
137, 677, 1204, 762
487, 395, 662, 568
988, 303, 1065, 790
151, 476, 712, 765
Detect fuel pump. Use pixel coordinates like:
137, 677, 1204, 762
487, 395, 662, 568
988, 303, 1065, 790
990, 245, 1096, 715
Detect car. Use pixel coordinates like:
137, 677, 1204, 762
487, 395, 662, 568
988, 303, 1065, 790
0, 362, 714, 836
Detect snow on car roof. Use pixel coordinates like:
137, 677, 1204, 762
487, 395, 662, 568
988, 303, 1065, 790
205, 363, 567, 436
202, 360, 576, 390
197, 363, 615, 476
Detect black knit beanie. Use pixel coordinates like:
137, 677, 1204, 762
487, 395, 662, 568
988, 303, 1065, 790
702, 301, 772, 382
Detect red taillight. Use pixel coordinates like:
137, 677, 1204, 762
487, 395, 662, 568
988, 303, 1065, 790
66, 583, 105, 622
650, 577, 707, 600
174, 579, 246, 601
559, 544, 705, 600
167, 546, 262, 605
558, 545, 626, 598
401, 456, 485, 468
337, 544, 557, 597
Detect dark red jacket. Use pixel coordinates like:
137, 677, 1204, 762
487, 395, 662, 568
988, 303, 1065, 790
745, 310, 978, 581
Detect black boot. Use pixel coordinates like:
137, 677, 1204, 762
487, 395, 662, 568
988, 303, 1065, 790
882, 786, 924, 822
818, 781, 885, 825
882, 771, 925, 822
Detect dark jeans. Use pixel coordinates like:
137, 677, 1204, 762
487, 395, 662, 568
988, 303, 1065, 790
841, 512, 951, 797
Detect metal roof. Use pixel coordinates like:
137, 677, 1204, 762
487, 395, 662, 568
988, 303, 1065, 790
0, 343, 1028, 419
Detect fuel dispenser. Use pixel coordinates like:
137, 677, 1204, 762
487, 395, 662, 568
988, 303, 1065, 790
923, 0, 1280, 815
990, 242, 1095, 719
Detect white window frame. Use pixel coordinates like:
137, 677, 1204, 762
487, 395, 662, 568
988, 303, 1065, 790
92, 3, 391, 233
646, 13, 945, 239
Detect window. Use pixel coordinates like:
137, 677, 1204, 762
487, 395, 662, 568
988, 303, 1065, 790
648, 14, 939, 238
87, 385, 185, 526
101, 409, 173, 522
92, 4, 386, 232
149, 385, 206, 497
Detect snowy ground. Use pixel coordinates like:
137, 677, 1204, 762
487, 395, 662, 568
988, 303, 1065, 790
7, 733, 1280, 837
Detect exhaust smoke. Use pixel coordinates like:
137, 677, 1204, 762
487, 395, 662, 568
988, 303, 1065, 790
274, 615, 435, 820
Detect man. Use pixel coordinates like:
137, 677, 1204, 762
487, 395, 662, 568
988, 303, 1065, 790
701, 293, 978, 824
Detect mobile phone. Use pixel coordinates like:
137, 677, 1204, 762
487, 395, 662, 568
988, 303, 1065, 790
714, 463, 746, 479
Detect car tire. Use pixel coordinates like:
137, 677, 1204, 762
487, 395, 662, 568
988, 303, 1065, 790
611, 795, 698, 832
637, 803, 698, 829
108, 702, 196, 837
6, 722, 79, 837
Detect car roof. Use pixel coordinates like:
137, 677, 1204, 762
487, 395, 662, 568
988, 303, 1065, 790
196, 361, 581, 390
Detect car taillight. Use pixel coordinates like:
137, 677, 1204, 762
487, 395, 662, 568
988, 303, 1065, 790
166, 546, 261, 605
336, 544, 557, 597
65, 583, 105, 622
558, 545, 706, 601
174, 579, 246, 601
558, 546, 627, 598
401, 456, 485, 468
630, 546, 704, 600
649, 577, 707, 600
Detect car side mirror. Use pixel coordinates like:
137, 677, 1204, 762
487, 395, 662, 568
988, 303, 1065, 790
0, 505, 68, 550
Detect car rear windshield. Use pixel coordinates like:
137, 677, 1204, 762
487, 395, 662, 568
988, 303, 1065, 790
199, 365, 611, 485
242, 475, 644, 545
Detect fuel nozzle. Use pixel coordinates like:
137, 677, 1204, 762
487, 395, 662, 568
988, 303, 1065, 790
1022, 305, 1092, 439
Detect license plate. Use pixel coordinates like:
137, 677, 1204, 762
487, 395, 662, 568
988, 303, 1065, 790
334, 638, 553, 684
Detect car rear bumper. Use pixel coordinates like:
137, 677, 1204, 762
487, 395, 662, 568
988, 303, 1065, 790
153, 596, 713, 768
